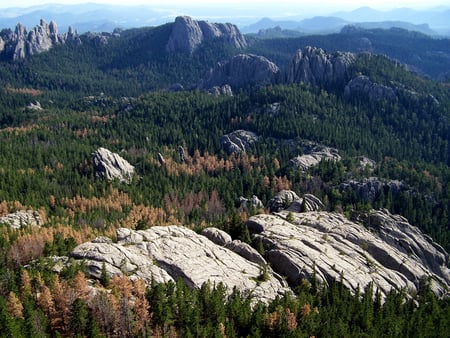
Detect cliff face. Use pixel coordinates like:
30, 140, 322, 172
69, 226, 290, 304
0, 19, 80, 60
199, 54, 280, 90
166, 16, 247, 54
91, 147, 135, 184
61, 196, 449, 303
285, 46, 355, 86
247, 208, 449, 299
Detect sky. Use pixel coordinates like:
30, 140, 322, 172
1, 0, 448, 11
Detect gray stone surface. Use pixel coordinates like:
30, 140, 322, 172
199, 54, 279, 90
289, 142, 341, 172
0, 210, 44, 229
69, 226, 290, 303
285, 46, 355, 86
0, 19, 80, 60
166, 16, 247, 54
268, 190, 301, 212
201, 227, 232, 246
339, 177, 405, 203
208, 84, 233, 96
91, 147, 135, 183
221, 130, 259, 154
239, 195, 264, 210
246, 209, 449, 298
344, 75, 397, 101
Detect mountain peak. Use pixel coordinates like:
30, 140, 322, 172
166, 16, 247, 54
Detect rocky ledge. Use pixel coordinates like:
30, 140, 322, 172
247, 208, 449, 298
69, 226, 289, 303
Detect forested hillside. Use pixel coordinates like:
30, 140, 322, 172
0, 18, 449, 337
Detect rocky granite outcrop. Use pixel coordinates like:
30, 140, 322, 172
239, 195, 264, 210
339, 177, 405, 203
91, 147, 135, 183
268, 190, 325, 213
166, 16, 247, 54
199, 54, 279, 90
344, 75, 397, 101
69, 226, 289, 303
208, 84, 233, 96
0, 210, 43, 229
289, 142, 341, 171
285, 46, 355, 86
221, 130, 259, 154
246, 209, 449, 298
0, 19, 80, 60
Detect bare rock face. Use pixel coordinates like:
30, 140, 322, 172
91, 147, 135, 183
246, 209, 449, 298
166, 16, 247, 54
221, 130, 259, 154
239, 195, 264, 210
208, 84, 233, 96
344, 75, 397, 101
199, 54, 280, 90
339, 177, 405, 203
0, 19, 80, 60
285, 46, 355, 86
268, 190, 325, 213
201, 227, 232, 246
69, 226, 289, 303
268, 190, 301, 212
289, 142, 341, 171
0, 210, 43, 229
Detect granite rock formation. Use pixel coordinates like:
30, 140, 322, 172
339, 177, 405, 203
91, 147, 135, 183
221, 130, 259, 154
199, 54, 280, 90
69, 226, 289, 303
0, 19, 80, 60
344, 75, 397, 101
289, 142, 341, 171
246, 209, 449, 298
166, 16, 247, 54
0, 210, 44, 229
285, 46, 355, 86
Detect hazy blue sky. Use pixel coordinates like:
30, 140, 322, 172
2, 0, 448, 10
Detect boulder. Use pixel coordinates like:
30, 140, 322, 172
25, 101, 43, 111
225, 240, 267, 266
0, 210, 43, 229
69, 226, 290, 303
221, 130, 259, 154
199, 54, 279, 90
246, 210, 449, 298
166, 16, 247, 54
286, 194, 325, 212
285, 46, 355, 86
91, 147, 135, 183
268, 190, 301, 212
201, 227, 232, 246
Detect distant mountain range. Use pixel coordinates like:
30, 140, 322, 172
0, 3, 449, 36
